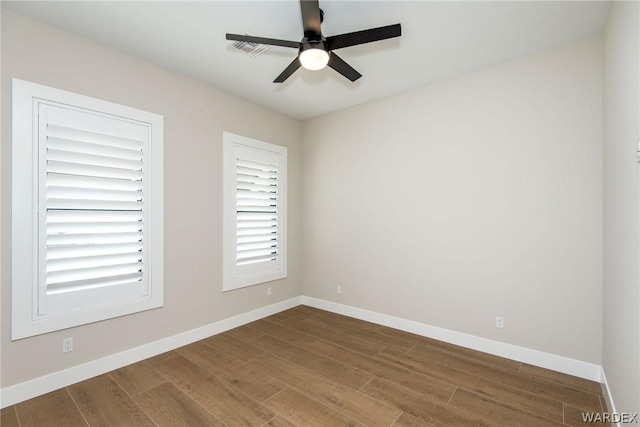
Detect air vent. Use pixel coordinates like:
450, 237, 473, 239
232, 33, 270, 57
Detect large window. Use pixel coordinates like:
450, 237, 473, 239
223, 132, 287, 291
12, 79, 164, 339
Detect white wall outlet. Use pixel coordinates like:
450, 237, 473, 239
337, 285, 342, 294
62, 337, 74, 353
495, 316, 504, 329
267, 287, 272, 296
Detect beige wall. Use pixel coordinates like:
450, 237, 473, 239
0, 10, 302, 387
603, 1, 640, 413
302, 38, 603, 363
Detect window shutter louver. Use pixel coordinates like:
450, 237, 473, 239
38, 104, 150, 316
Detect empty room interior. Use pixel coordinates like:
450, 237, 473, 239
1, 0, 639, 425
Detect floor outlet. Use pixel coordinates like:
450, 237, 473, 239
62, 338, 74, 353
495, 316, 504, 329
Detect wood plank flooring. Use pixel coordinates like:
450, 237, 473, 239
2, 305, 608, 426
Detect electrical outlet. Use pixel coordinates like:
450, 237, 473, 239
495, 316, 504, 329
337, 286, 342, 294
62, 338, 74, 353
267, 287, 272, 296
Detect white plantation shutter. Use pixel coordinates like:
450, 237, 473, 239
236, 158, 279, 265
223, 133, 287, 291
12, 79, 163, 339
38, 104, 150, 316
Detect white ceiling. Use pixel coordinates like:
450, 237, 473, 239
3, 1, 610, 120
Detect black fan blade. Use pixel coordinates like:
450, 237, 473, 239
226, 33, 299, 49
300, 0, 322, 37
274, 57, 302, 83
325, 23, 401, 51
327, 53, 362, 82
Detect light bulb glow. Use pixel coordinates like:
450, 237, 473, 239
299, 48, 330, 71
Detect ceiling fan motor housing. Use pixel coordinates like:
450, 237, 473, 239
300, 37, 328, 54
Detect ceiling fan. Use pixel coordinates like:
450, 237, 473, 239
226, 0, 402, 83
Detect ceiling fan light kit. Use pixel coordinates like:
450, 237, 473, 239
226, 0, 401, 83
299, 43, 330, 70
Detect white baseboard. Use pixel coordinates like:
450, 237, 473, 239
600, 370, 620, 426
301, 296, 604, 383
0, 296, 302, 408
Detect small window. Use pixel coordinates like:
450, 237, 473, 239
223, 132, 287, 291
12, 79, 164, 339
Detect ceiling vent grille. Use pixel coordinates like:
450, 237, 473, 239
232, 33, 270, 57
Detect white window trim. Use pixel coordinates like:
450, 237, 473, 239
12, 78, 164, 340
222, 132, 287, 291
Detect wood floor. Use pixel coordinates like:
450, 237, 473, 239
1, 305, 609, 427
